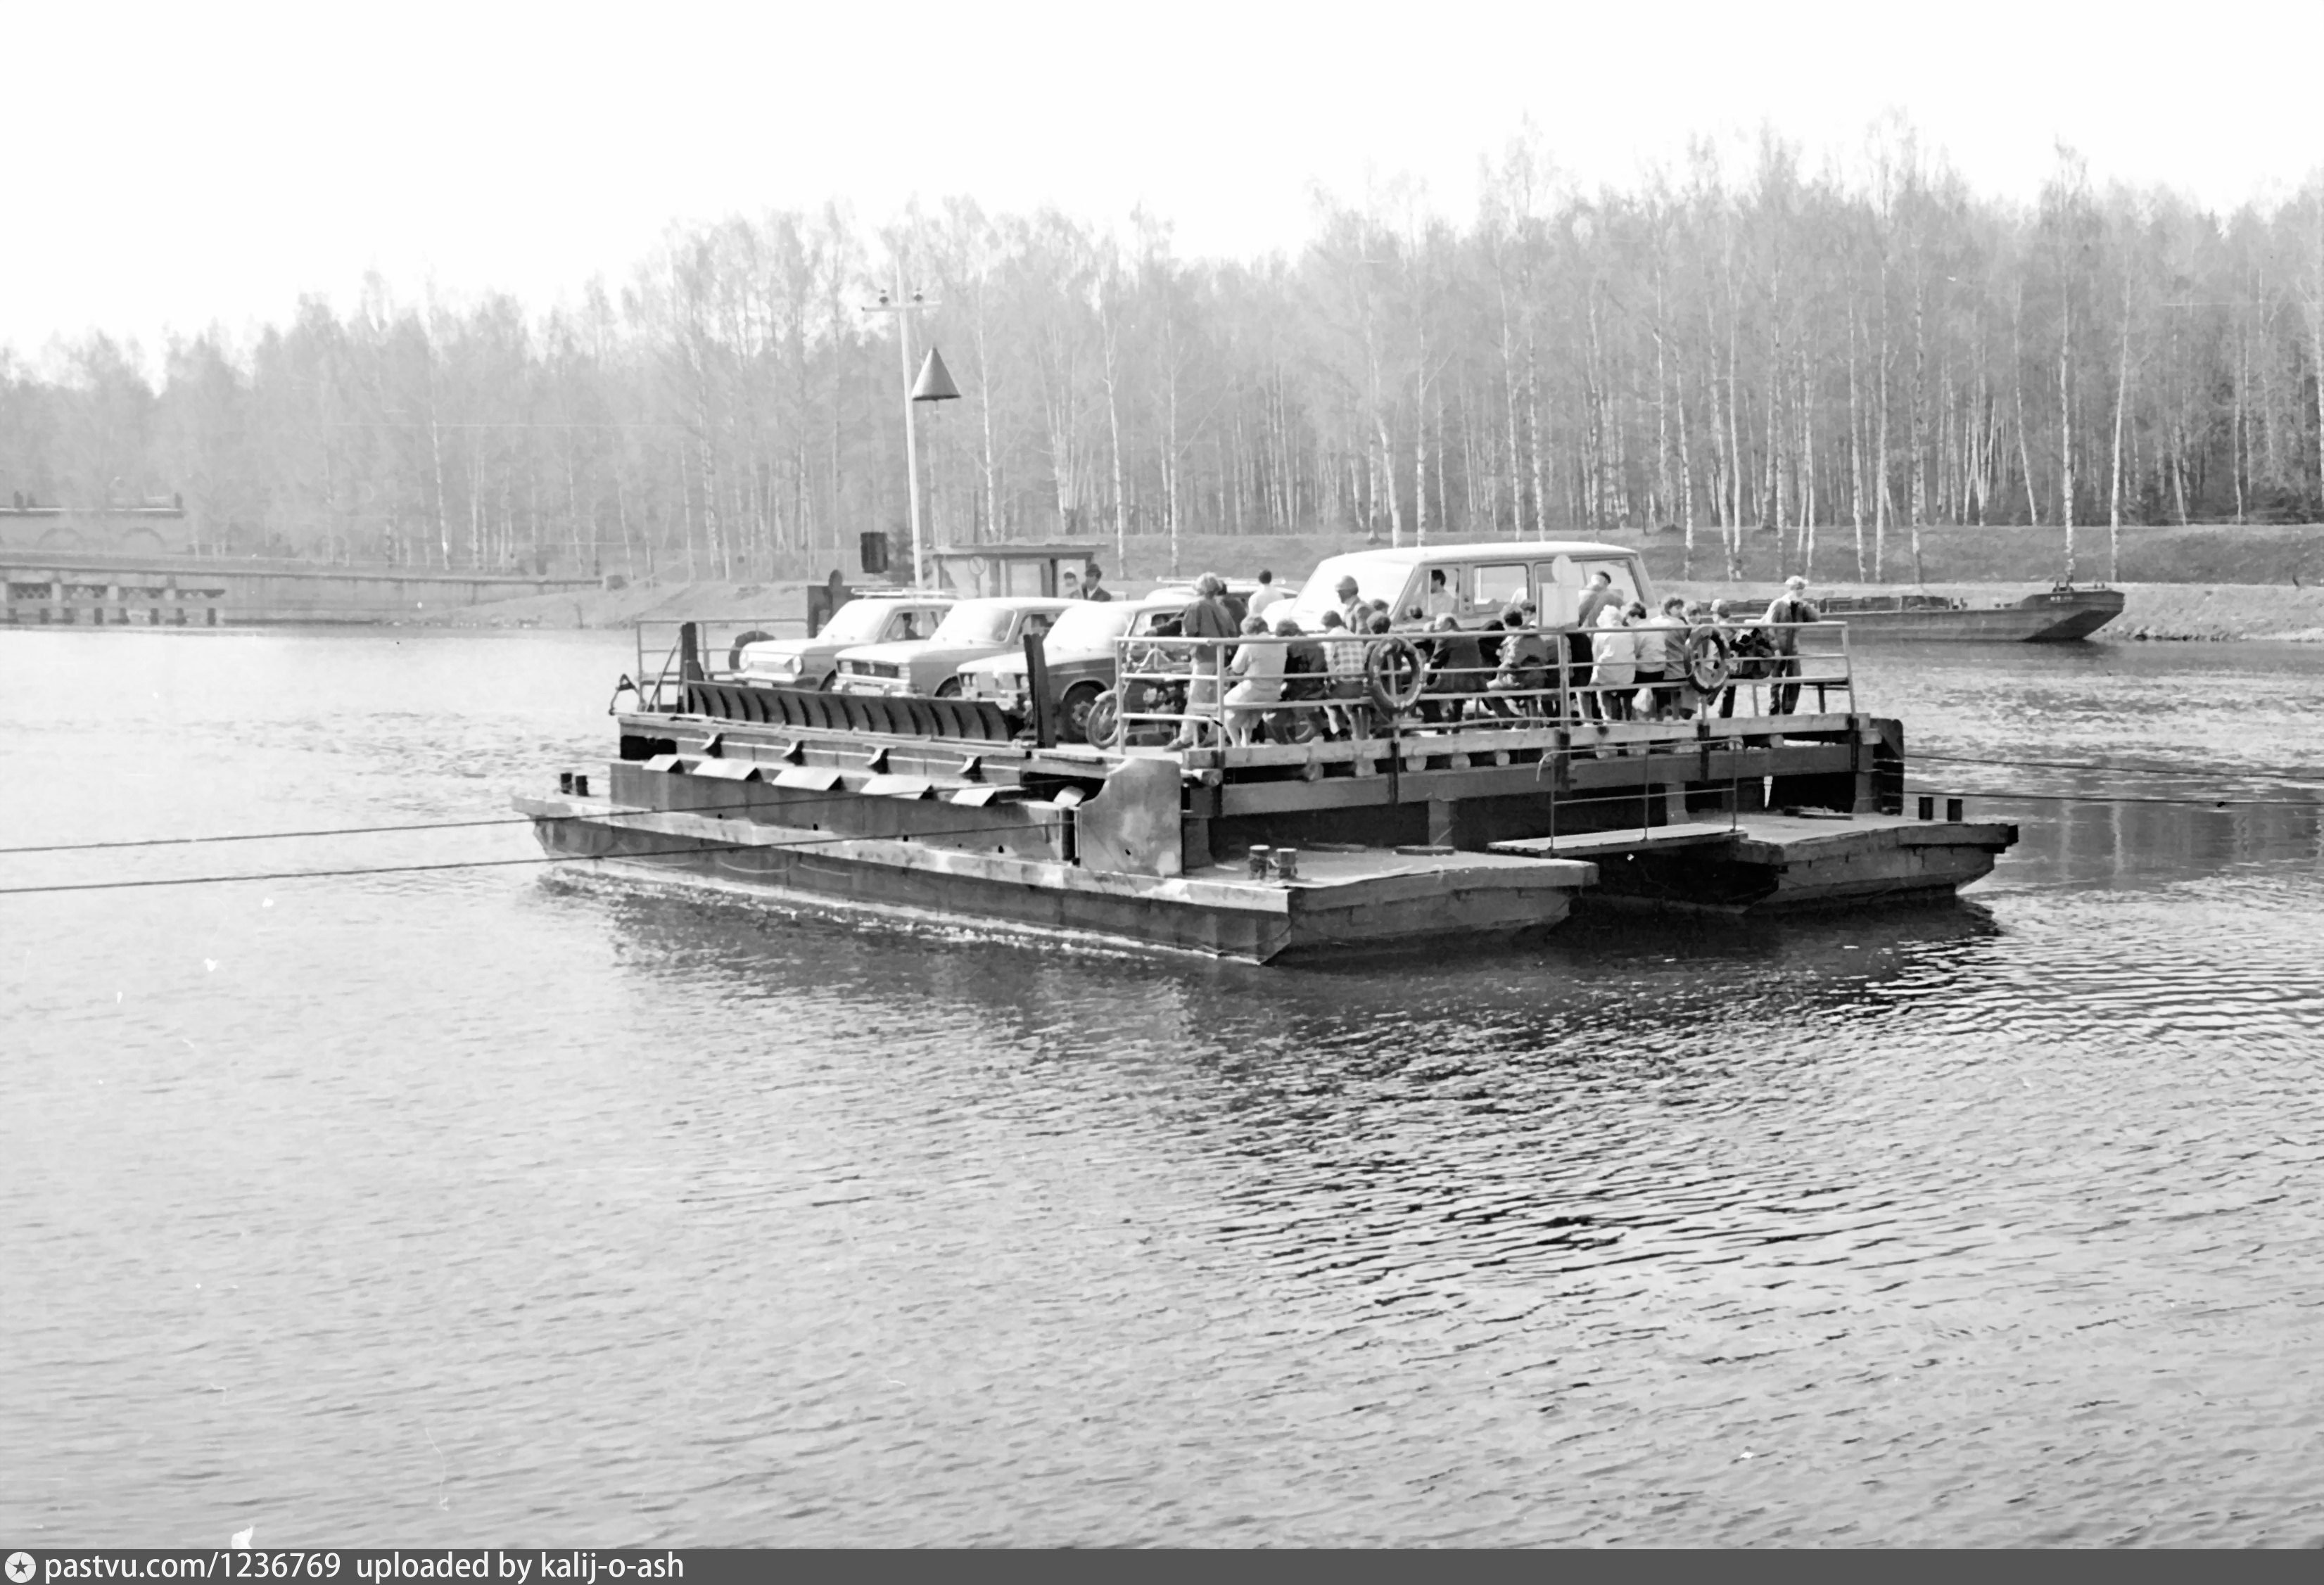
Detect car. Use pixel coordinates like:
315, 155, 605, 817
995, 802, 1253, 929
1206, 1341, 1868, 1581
955, 595, 1186, 741
734, 592, 956, 689
1145, 576, 1293, 627
1278, 541, 1649, 632
830, 596, 1073, 698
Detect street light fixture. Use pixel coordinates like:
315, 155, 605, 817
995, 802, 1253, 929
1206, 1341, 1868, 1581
862, 276, 958, 589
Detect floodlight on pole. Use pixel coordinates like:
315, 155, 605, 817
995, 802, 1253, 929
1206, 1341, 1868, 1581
861, 276, 942, 590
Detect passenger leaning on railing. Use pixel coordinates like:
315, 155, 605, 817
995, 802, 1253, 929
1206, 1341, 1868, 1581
1485, 606, 1551, 719
1572, 571, 1619, 722
1169, 573, 1240, 749
1320, 610, 1370, 740
1222, 615, 1285, 746
1421, 614, 1488, 725
1592, 604, 1637, 720
1762, 574, 1820, 715
1703, 599, 1743, 719
1274, 616, 1327, 740
1627, 600, 1671, 720
1644, 596, 1692, 720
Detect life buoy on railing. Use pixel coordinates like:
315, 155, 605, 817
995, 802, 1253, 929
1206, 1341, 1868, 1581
727, 630, 773, 672
1084, 689, 1122, 749
1683, 629, 1734, 694
1365, 637, 1427, 715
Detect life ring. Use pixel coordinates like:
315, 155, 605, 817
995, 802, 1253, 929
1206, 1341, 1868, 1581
1684, 628, 1734, 693
1083, 689, 1122, 749
727, 630, 773, 672
1365, 637, 1427, 715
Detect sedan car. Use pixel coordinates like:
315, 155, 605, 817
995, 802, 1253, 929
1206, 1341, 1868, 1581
955, 595, 1185, 741
735, 593, 955, 689
830, 596, 1072, 698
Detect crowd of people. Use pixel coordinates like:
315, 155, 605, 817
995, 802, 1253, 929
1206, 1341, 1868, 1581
1131, 566, 1825, 749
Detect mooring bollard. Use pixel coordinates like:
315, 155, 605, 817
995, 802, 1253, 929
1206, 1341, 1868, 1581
1946, 796, 1964, 822
1274, 848, 1300, 881
558, 772, 575, 795
1917, 795, 1935, 820
1247, 845, 1273, 879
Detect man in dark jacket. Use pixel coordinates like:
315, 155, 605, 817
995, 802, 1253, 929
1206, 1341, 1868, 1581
1762, 575, 1820, 714
1485, 606, 1551, 718
1420, 615, 1487, 725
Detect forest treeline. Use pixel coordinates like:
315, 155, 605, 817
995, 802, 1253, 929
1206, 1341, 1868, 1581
6, 126, 2323, 583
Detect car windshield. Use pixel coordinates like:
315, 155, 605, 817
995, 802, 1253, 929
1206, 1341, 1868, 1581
929, 601, 1019, 647
820, 599, 919, 644
1284, 557, 1412, 629
1043, 602, 1136, 649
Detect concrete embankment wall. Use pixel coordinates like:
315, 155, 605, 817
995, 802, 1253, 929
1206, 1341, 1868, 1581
1, 554, 599, 625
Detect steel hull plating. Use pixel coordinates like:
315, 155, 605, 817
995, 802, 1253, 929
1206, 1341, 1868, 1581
1825, 588, 2125, 642
521, 793, 1589, 964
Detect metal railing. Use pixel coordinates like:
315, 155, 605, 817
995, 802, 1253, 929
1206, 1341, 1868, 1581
627, 618, 801, 713
615, 615, 1857, 754
1108, 620, 1854, 749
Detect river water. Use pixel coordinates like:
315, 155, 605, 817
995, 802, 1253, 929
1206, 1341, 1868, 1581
3, 629, 2320, 1547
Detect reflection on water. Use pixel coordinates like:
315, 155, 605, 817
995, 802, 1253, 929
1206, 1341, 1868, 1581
3, 630, 2323, 1546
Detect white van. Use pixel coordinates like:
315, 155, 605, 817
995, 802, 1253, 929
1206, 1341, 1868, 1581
1280, 540, 1653, 632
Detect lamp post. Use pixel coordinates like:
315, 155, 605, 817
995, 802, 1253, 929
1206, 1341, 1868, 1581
862, 274, 958, 589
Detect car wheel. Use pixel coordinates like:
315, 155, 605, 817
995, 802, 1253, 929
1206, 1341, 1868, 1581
815, 671, 839, 691
1060, 682, 1102, 743
934, 678, 963, 699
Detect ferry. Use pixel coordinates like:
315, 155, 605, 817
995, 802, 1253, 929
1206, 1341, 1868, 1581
514, 540, 2017, 964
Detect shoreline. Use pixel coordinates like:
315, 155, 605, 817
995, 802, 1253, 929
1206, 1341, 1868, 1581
434, 574, 2324, 643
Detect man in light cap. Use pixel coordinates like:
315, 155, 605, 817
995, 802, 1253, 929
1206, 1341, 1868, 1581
1761, 575, 1819, 714
1335, 574, 1365, 633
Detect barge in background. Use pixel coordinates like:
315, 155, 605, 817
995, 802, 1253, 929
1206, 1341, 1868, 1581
1817, 583, 2125, 642
516, 541, 2017, 965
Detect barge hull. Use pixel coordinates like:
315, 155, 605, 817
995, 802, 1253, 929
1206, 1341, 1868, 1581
520, 794, 1594, 965
1492, 812, 2017, 913
1824, 587, 2125, 642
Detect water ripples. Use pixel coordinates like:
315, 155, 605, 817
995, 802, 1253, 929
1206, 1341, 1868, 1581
4, 630, 2323, 1545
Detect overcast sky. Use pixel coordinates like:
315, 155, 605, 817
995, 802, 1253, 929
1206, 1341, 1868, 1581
6, 0, 2319, 367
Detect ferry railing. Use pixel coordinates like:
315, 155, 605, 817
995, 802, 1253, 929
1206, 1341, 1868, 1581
626, 618, 810, 713
1107, 619, 1854, 750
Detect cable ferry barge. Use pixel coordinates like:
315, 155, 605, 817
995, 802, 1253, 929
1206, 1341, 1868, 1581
515, 541, 2016, 964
